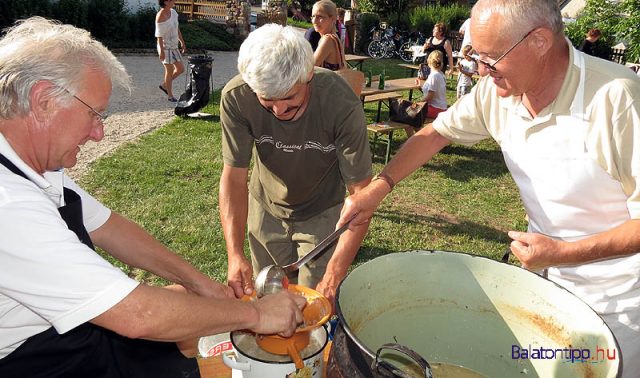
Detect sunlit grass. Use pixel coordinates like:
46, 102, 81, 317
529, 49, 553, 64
80, 58, 525, 286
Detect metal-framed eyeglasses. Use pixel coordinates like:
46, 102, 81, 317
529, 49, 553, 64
472, 29, 536, 73
64, 89, 108, 123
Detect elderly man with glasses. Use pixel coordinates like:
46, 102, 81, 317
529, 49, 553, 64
219, 24, 372, 310
338, 0, 640, 375
0, 17, 307, 377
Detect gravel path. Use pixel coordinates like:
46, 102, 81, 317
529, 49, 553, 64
66, 51, 239, 179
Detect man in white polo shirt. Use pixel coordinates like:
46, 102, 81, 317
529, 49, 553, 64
337, 0, 640, 376
0, 17, 305, 377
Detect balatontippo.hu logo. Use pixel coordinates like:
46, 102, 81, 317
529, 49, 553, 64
512, 344, 617, 363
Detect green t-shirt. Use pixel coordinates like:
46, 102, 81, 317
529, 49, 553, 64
220, 68, 372, 220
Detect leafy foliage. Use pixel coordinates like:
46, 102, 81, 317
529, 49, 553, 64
355, 12, 380, 54
565, 0, 640, 63
0, 0, 242, 51
408, 4, 469, 35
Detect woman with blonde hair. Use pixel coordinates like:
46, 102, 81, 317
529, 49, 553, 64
312, 0, 345, 70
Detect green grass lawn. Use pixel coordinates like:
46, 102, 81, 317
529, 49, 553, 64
80, 57, 527, 286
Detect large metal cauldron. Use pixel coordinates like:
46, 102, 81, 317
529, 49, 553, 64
332, 250, 621, 377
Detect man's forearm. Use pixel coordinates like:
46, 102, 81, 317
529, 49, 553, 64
219, 166, 250, 259
565, 219, 640, 264
91, 213, 209, 288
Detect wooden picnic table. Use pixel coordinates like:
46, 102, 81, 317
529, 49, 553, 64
345, 54, 370, 71
360, 77, 423, 101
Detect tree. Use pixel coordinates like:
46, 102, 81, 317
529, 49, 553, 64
566, 0, 639, 63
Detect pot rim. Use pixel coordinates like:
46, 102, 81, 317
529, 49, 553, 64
335, 249, 622, 372
230, 324, 328, 365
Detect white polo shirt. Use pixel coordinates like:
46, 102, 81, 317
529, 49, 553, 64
0, 133, 140, 359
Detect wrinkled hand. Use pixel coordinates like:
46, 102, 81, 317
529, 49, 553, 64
189, 277, 235, 299
251, 291, 307, 337
227, 255, 254, 298
508, 231, 563, 271
315, 276, 339, 315
337, 187, 384, 231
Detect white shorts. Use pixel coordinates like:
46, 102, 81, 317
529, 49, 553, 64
161, 48, 182, 65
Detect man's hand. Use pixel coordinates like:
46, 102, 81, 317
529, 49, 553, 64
508, 231, 563, 271
315, 274, 340, 315
188, 277, 235, 299
251, 291, 307, 337
227, 255, 255, 298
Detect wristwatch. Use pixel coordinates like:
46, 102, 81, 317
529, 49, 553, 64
373, 173, 395, 191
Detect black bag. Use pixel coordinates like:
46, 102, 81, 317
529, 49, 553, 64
389, 99, 428, 128
175, 55, 214, 116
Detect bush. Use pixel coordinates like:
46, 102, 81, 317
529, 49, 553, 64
355, 12, 380, 54
409, 4, 469, 36
0, 0, 54, 30
53, 0, 89, 29
180, 21, 242, 51
125, 5, 158, 48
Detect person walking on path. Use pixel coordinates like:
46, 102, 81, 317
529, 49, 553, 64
155, 0, 185, 102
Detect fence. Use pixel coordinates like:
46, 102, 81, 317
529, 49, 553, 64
175, 0, 227, 23
609, 48, 627, 65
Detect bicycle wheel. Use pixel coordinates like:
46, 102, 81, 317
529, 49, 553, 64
384, 40, 395, 58
398, 42, 414, 62
367, 40, 386, 59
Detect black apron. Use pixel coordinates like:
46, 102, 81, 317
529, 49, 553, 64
0, 155, 199, 377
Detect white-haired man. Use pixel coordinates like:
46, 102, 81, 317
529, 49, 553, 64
338, 0, 640, 375
219, 24, 372, 309
0, 17, 305, 376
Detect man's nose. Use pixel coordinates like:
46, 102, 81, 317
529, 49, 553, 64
90, 121, 105, 142
270, 101, 288, 116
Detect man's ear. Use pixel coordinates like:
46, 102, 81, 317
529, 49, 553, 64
531, 27, 554, 58
29, 81, 58, 122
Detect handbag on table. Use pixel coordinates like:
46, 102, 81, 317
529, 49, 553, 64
389, 98, 428, 128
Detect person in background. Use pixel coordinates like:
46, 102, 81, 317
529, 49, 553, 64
219, 24, 372, 311
312, 0, 345, 71
0, 17, 306, 377
422, 22, 454, 75
155, 0, 185, 102
578, 28, 601, 57
337, 7, 349, 52
459, 17, 472, 51
304, 27, 321, 51
338, 0, 640, 376
456, 44, 477, 99
406, 50, 448, 138
422, 50, 448, 118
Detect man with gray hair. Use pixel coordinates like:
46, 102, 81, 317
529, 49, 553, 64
219, 24, 372, 308
338, 0, 640, 375
0, 17, 305, 376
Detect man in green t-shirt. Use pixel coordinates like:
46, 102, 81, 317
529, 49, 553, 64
219, 24, 372, 308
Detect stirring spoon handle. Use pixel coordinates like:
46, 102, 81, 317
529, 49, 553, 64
283, 214, 357, 273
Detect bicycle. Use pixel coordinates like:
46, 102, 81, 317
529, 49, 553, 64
367, 25, 419, 62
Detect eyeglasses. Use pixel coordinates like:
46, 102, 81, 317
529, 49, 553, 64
472, 29, 536, 73
65, 90, 108, 123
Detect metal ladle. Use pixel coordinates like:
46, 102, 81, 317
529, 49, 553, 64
255, 215, 356, 298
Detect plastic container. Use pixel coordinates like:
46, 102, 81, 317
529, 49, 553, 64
198, 332, 232, 358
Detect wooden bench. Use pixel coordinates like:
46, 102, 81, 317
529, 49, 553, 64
362, 92, 403, 122
367, 118, 435, 163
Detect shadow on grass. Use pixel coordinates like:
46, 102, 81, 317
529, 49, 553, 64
354, 208, 512, 265
429, 144, 508, 182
